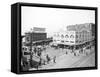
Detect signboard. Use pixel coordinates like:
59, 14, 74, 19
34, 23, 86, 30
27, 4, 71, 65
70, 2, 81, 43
33, 27, 45, 33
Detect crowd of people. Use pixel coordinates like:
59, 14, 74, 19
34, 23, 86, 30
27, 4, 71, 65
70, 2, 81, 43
21, 40, 95, 70
27, 44, 57, 70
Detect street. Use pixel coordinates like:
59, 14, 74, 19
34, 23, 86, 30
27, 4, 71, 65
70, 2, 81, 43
38, 51, 95, 70
29, 45, 95, 70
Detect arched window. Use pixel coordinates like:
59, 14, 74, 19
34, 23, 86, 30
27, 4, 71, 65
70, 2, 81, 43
65, 35, 69, 38
70, 35, 74, 38
61, 34, 64, 38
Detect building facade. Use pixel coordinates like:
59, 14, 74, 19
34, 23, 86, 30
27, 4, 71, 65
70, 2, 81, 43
53, 23, 95, 46
25, 32, 47, 44
53, 31, 76, 45
25, 27, 47, 44
67, 23, 94, 45
21, 27, 47, 61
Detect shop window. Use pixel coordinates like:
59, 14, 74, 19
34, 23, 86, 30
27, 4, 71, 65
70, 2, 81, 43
61, 40, 64, 43
70, 41, 74, 43
24, 52, 30, 55
66, 41, 69, 42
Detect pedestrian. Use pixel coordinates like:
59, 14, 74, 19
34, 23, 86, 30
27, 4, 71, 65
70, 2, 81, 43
66, 51, 67, 54
74, 52, 76, 56
36, 63, 39, 70
39, 57, 42, 66
46, 54, 50, 64
34, 47, 37, 55
43, 60, 46, 65
53, 56, 56, 63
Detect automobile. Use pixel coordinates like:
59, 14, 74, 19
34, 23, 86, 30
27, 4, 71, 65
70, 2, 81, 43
50, 43, 58, 48
86, 46, 91, 49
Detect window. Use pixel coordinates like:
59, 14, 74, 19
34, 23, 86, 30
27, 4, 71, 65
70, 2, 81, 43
61, 34, 64, 38
65, 35, 69, 38
70, 41, 74, 43
76, 40, 78, 43
70, 35, 74, 38
76, 35, 78, 38
80, 34, 81, 38
22, 48, 25, 51
61, 40, 64, 43
79, 41, 81, 43
66, 41, 69, 42
26, 36, 30, 42
22, 47, 27, 51
24, 52, 30, 55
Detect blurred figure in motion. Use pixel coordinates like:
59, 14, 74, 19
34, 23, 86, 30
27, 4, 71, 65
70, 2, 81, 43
53, 56, 56, 63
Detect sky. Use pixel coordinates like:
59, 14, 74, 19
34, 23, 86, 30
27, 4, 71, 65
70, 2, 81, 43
21, 6, 95, 37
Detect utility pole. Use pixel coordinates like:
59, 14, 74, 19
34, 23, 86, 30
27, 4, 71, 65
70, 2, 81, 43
30, 33, 33, 68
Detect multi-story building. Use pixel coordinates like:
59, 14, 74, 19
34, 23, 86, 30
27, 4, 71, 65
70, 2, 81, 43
25, 27, 47, 44
21, 27, 47, 62
53, 23, 95, 47
53, 31, 76, 45
67, 23, 94, 45
25, 32, 47, 44
91, 23, 95, 38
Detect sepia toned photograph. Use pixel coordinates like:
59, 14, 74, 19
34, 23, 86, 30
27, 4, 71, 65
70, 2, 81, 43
21, 5, 96, 71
